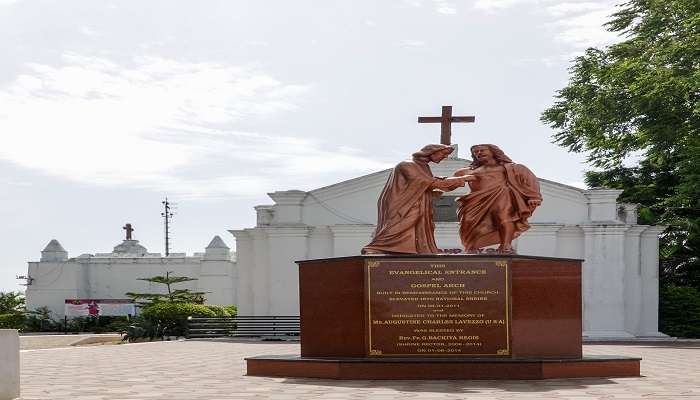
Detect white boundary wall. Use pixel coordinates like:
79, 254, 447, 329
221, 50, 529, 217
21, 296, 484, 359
0, 329, 20, 400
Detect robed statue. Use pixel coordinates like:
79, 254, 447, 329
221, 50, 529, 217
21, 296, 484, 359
453, 144, 542, 254
362, 144, 468, 254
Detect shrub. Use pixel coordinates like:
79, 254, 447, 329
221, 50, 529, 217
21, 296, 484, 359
24, 306, 58, 332
124, 315, 160, 341
223, 305, 238, 316
203, 305, 235, 317
73, 316, 131, 334
141, 302, 217, 337
103, 318, 131, 334
25, 315, 60, 332
659, 284, 700, 338
0, 313, 26, 330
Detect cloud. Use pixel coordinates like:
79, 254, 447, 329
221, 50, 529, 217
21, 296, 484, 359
547, 3, 619, 48
545, 1, 607, 17
474, 0, 619, 60
401, 0, 457, 14
401, 0, 425, 7
433, 0, 457, 14
473, 0, 531, 11
0, 54, 390, 199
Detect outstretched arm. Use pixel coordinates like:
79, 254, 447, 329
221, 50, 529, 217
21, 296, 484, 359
430, 176, 472, 191
453, 168, 478, 180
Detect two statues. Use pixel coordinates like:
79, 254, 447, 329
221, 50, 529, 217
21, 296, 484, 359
362, 143, 542, 255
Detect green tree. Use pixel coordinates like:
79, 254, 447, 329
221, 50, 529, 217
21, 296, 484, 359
0, 291, 26, 330
0, 291, 25, 314
126, 271, 207, 306
541, 0, 700, 289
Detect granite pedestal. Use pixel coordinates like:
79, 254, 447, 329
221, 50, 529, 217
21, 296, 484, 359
246, 255, 640, 379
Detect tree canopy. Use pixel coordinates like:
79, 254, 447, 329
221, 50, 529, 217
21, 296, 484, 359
0, 291, 25, 314
541, 0, 700, 288
126, 272, 207, 306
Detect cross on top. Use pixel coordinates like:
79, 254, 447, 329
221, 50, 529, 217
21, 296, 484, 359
123, 223, 134, 240
418, 106, 475, 145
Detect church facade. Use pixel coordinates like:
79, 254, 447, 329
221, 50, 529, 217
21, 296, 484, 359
230, 153, 668, 340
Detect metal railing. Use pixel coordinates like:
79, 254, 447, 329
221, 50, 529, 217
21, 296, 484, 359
186, 315, 300, 339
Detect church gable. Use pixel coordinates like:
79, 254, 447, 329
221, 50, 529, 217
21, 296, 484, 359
300, 169, 391, 226
259, 158, 620, 227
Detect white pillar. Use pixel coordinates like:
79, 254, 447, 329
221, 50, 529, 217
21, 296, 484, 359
268, 190, 307, 224
254, 205, 274, 226
584, 189, 623, 222
0, 329, 19, 400
581, 224, 634, 338
329, 225, 374, 257
639, 226, 670, 337
251, 229, 270, 315
623, 226, 646, 335
229, 230, 254, 314
197, 236, 234, 306
264, 226, 310, 315
620, 203, 639, 224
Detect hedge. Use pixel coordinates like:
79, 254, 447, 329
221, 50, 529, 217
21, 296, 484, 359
0, 313, 25, 330
659, 284, 700, 338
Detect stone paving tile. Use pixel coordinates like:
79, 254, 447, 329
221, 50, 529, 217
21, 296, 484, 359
19, 334, 122, 350
18, 341, 700, 400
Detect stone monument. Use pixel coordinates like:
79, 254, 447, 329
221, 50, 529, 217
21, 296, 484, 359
245, 107, 642, 379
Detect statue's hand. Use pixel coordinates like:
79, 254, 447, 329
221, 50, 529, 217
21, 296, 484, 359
442, 176, 468, 190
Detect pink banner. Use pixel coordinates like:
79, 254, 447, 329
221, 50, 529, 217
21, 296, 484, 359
64, 299, 135, 317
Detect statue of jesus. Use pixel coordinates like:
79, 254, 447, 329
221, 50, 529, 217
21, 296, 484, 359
453, 144, 542, 253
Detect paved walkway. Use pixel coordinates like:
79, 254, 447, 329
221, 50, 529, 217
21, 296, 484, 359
19, 341, 700, 399
20, 334, 122, 350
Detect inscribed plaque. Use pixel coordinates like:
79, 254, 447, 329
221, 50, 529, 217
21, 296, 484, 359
366, 259, 510, 356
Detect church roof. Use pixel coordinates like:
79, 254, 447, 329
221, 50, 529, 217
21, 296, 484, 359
538, 177, 587, 193
309, 168, 391, 195
42, 239, 66, 252
305, 159, 589, 197
206, 235, 229, 249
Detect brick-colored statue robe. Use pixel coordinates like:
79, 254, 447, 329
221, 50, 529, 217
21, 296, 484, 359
362, 145, 454, 254
457, 163, 541, 250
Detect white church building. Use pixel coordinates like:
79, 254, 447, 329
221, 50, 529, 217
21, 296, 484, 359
26, 148, 668, 339
230, 149, 668, 340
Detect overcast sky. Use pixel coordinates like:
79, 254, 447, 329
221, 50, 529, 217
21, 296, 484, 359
0, 0, 622, 292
